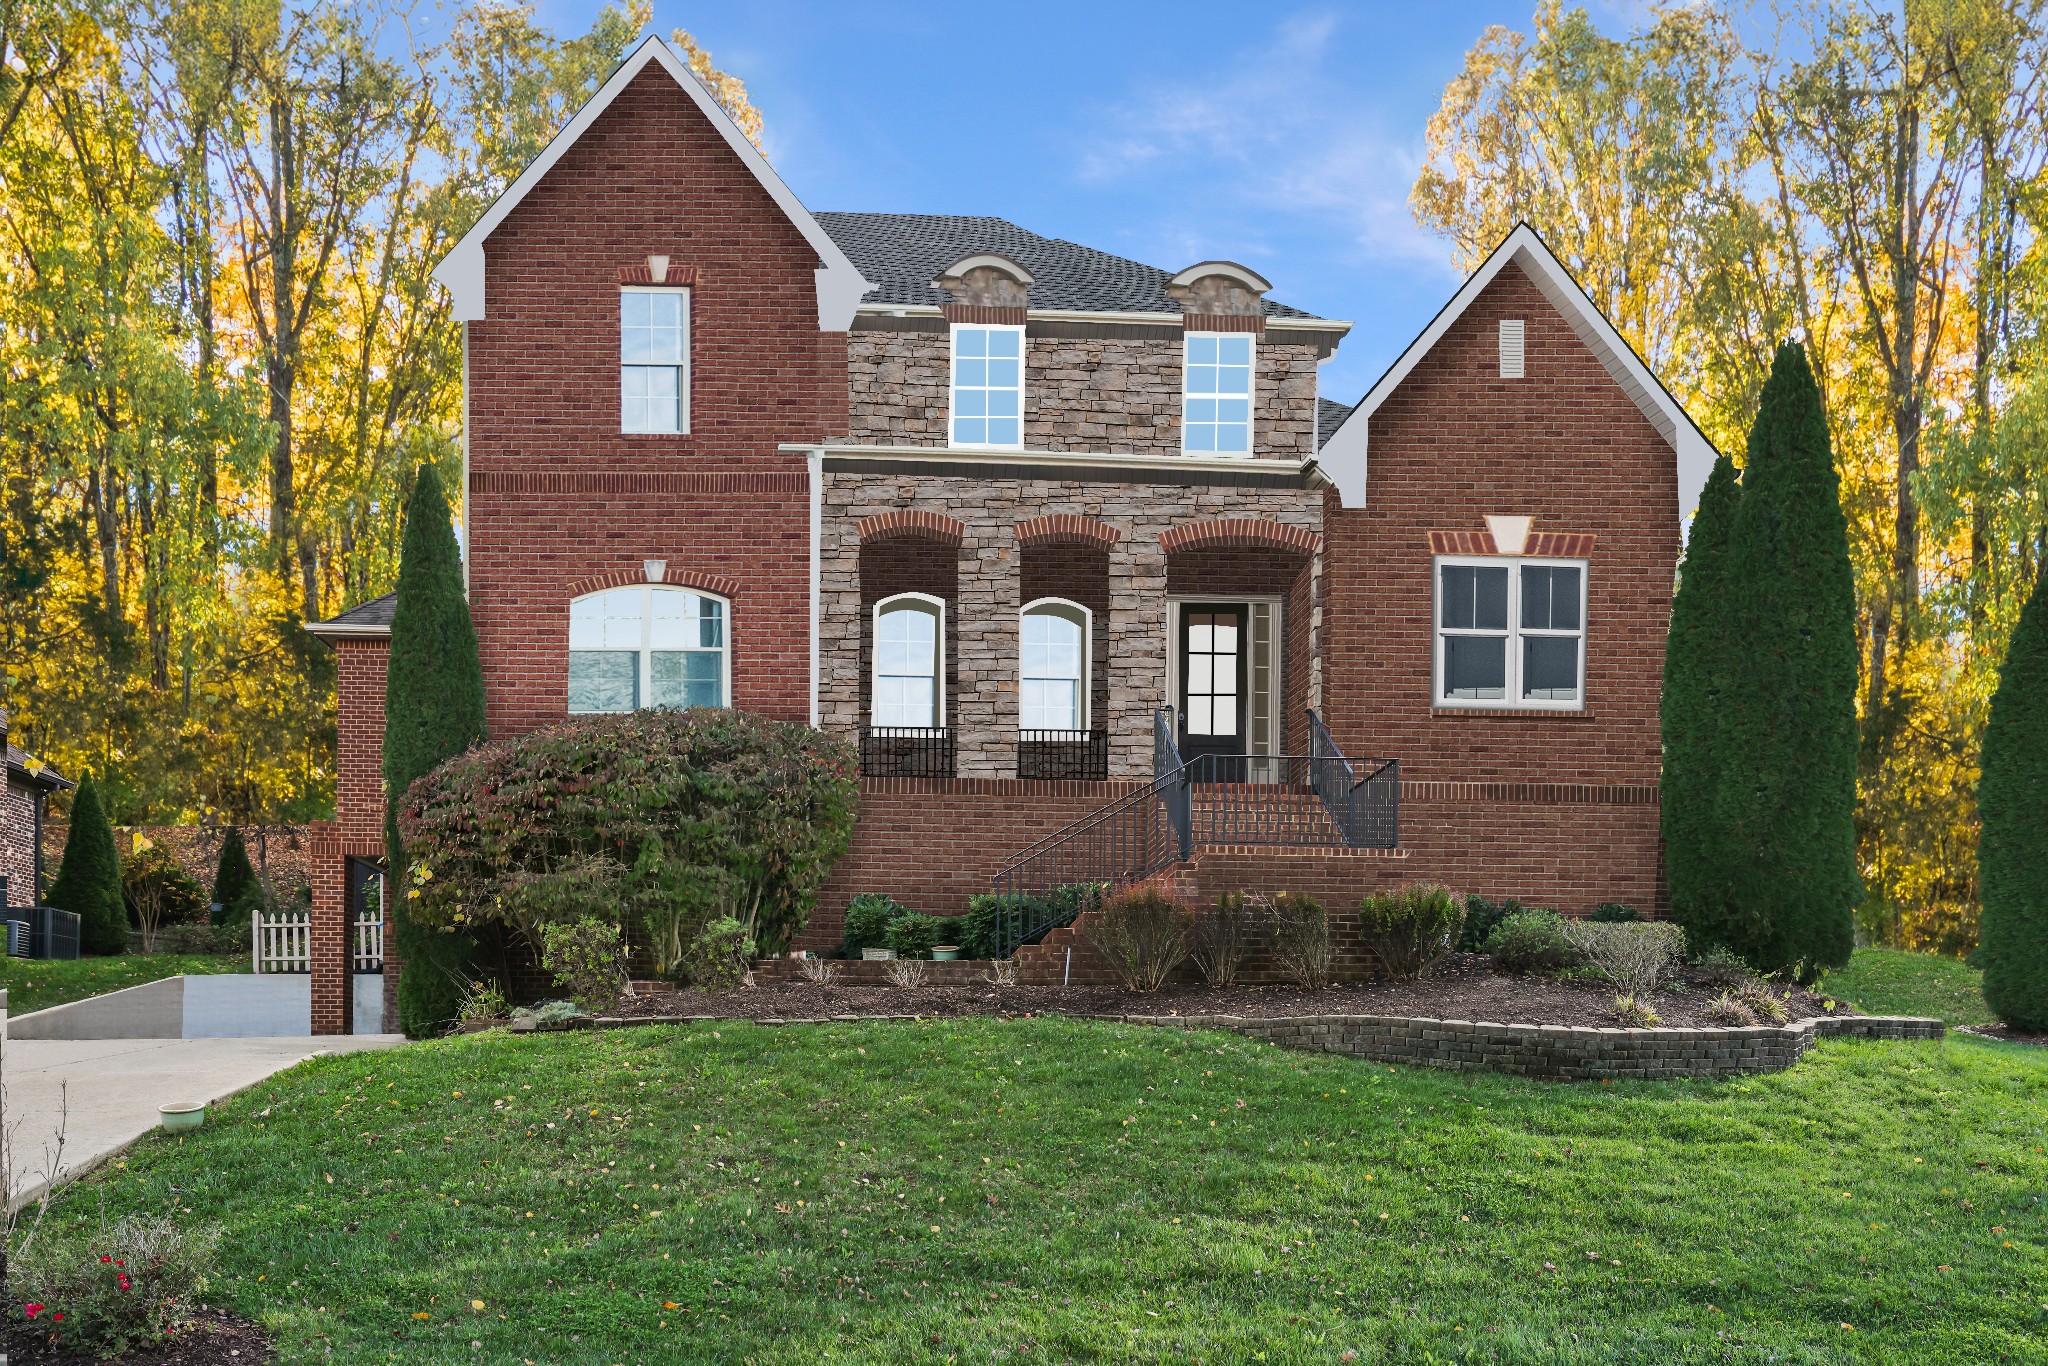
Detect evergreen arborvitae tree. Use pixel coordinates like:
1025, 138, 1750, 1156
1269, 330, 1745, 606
1714, 341, 1861, 978
45, 773, 128, 954
382, 464, 486, 1038
1978, 557, 2048, 1031
211, 827, 262, 927
1662, 452, 1743, 950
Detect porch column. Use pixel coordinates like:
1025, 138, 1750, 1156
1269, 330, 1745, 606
1106, 534, 1169, 778
307, 826, 351, 1036
953, 525, 1014, 776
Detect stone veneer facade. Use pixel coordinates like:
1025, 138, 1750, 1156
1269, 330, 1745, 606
819, 470, 1324, 777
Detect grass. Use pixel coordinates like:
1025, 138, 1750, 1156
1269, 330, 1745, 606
18, 1016, 2046, 1364
1821, 947, 1996, 1027
1, 953, 244, 1015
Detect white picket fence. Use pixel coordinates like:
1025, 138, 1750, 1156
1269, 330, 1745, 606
253, 910, 384, 975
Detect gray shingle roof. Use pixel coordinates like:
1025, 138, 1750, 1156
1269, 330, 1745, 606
6, 744, 68, 790
815, 213, 1320, 319
307, 592, 396, 640
1317, 397, 1354, 450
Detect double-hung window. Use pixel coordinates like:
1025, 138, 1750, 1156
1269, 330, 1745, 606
568, 585, 727, 713
950, 324, 1023, 448
872, 594, 944, 729
621, 287, 688, 434
1020, 599, 1090, 732
1434, 558, 1585, 709
1183, 333, 1253, 454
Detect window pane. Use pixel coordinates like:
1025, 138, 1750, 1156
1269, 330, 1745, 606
1217, 424, 1249, 452
1550, 566, 1582, 629
955, 389, 987, 418
1188, 695, 1213, 734
649, 650, 723, 709
1188, 335, 1218, 365
649, 590, 719, 649
987, 328, 1020, 357
1523, 637, 1579, 700
876, 676, 935, 729
957, 329, 987, 358
986, 389, 1019, 418
1440, 565, 1508, 630
1219, 365, 1251, 393
987, 358, 1019, 388
952, 327, 1023, 447
876, 604, 939, 728
986, 417, 1020, 445
1185, 426, 1217, 452
1217, 335, 1252, 365
955, 416, 987, 444
956, 358, 987, 388
569, 651, 638, 713
1444, 636, 1507, 699
1522, 565, 1582, 630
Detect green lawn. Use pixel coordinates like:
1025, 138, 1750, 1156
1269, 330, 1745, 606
1821, 947, 1996, 1027
1, 953, 245, 1016
21, 1017, 2045, 1364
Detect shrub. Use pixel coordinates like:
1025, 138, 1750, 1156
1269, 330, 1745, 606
457, 979, 512, 1023
966, 882, 1107, 959
538, 917, 629, 1014
152, 922, 246, 956
1357, 884, 1463, 982
1688, 943, 1752, 987
884, 957, 928, 988
959, 896, 1004, 960
797, 956, 838, 985
1190, 891, 1256, 987
884, 911, 947, 961
1610, 993, 1662, 1028
1978, 553, 2048, 1030
1591, 902, 1642, 923
1731, 977, 1789, 1023
1484, 908, 1584, 976
681, 916, 755, 991
14, 1214, 218, 1357
1082, 888, 1192, 991
121, 843, 209, 954
841, 894, 907, 957
1458, 895, 1522, 953
1559, 920, 1686, 996
401, 709, 859, 969
1269, 892, 1332, 989
1703, 992, 1758, 1027
209, 828, 263, 927
47, 773, 126, 955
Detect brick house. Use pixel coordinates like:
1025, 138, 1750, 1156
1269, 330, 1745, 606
0, 704, 70, 910
306, 37, 1714, 1032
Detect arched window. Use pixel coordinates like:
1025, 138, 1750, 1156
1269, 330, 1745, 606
568, 585, 728, 714
1020, 598, 1090, 733
872, 593, 944, 728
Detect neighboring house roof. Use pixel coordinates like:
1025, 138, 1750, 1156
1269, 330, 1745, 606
433, 36, 871, 330
6, 744, 69, 792
1316, 397, 1354, 451
1317, 223, 1718, 521
306, 592, 396, 644
816, 213, 1322, 320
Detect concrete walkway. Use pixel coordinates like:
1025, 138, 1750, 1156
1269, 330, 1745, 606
2, 1034, 404, 1206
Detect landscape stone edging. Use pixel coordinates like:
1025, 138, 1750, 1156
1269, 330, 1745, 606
547, 1007, 1945, 1080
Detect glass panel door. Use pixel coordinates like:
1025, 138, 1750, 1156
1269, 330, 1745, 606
1179, 603, 1247, 779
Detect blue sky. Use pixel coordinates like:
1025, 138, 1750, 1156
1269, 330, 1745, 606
530, 2, 1648, 401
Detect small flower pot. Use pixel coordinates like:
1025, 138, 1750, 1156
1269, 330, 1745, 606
159, 1102, 206, 1133
861, 948, 897, 961
931, 946, 961, 961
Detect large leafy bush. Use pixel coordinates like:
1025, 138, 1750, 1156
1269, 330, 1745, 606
399, 709, 857, 966
1357, 884, 1464, 981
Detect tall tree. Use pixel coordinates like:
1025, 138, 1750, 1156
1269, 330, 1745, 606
1977, 556, 2048, 1030
1715, 342, 1862, 977
1661, 453, 1744, 948
45, 773, 127, 954
382, 463, 485, 1038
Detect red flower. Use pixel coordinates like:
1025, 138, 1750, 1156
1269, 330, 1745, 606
113, 1260, 124, 1268
25, 1303, 42, 1318
100, 1255, 112, 1263
52, 1311, 64, 1322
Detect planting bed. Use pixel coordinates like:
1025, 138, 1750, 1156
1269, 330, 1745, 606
607, 953, 1849, 1030
0, 1306, 270, 1364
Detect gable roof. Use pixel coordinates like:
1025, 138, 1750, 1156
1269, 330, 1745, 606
433, 36, 871, 330
1317, 223, 1717, 521
816, 213, 1322, 319
306, 592, 396, 644
1316, 397, 1354, 451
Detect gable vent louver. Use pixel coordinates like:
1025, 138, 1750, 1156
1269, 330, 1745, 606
1499, 319, 1526, 378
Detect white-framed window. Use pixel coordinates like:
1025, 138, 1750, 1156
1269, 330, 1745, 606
1020, 598, 1090, 732
1433, 557, 1586, 710
568, 584, 727, 713
1183, 332, 1254, 454
872, 593, 944, 729
950, 324, 1024, 448
621, 287, 689, 434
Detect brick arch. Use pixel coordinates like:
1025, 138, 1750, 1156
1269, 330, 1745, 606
1014, 514, 1124, 551
566, 567, 742, 600
856, 510, 966, 547
1160, 518, 1319, 558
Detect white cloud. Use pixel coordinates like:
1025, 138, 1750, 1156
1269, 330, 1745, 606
1074, 8, 1455, 276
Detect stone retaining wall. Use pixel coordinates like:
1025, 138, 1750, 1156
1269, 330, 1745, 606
1112, 1011, 1946, 1080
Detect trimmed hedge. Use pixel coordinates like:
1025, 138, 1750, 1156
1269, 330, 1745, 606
1979, 558, 2048, 1031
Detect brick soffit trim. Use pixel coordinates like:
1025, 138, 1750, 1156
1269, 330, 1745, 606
1428, 529, 1596, 557
1015, 514, 1123, 550
857, 509, 966, 547
566, 566, 742, 599
619, 263, 699, 286
942, 304, 1027, 326
1181, 313, 1266, 334
1160, 518, 1319, 557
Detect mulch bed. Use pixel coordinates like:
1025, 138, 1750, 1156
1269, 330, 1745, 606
1955, 1023, 2047, 1047
0, 1307, 270, 1364
605, 954, 1849, 1030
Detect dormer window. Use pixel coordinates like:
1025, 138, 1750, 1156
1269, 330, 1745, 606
950, 325, 1024, 448
1184, 334, 1254, 454
621, 287, 689, 434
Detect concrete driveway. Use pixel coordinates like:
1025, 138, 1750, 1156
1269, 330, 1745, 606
2, 1034, 404, 1206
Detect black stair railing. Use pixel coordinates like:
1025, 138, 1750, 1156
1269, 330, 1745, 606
1308, 710, 1400, 849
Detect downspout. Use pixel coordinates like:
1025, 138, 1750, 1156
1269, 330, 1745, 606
808, 446, 824, 729
461, 321, 472, 596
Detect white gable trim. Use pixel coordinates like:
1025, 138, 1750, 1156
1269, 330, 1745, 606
431, 35, 870, 330
1318, 224, 1716, 523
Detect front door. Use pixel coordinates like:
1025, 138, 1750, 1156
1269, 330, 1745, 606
1179, 604, 1247, 779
